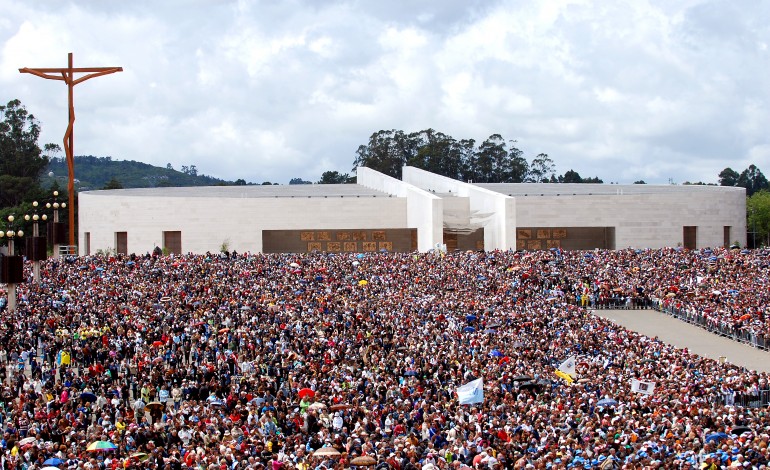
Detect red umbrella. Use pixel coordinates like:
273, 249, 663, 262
298, 388, 315, 399
151, 341, 163, 348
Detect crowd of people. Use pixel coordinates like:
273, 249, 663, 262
0, 246, 767, 470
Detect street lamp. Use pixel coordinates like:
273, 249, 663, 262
0, 215, 25, 312
45, 190, 67, 257
24, 201, 48, 282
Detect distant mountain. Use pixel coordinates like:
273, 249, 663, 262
45, 156, 249, 190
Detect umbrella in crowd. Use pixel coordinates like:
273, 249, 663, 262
86, 441, 118, 452
705, 432, 729, 444
129, 452, 150, 462
298, 388, 315, 399
313, 447, 341, 457
350, 456, 377, 466
596, 398, 618, 407
144, 401, 164, 411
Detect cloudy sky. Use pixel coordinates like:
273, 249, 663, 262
1, 0, 768, 185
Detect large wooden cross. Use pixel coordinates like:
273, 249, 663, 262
19, 52, 122, 248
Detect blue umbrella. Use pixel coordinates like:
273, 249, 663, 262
490, 350, 503, 357
463, 326, 476, 333
44, 459, 65, 466
403, 370, 418, 377
596, 398, 618, 407
356, 254, 364, 259
484, 328, 497, 334
705, 432, 729, 443
466, 315, 477, 322
80, 392, 97, 403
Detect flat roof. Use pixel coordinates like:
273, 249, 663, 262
81, 184, 393, 198
474, 183, 746, 196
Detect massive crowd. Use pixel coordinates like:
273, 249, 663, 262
0, 246, 768, 470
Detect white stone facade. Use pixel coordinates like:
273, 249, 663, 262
78, 167, 747, 255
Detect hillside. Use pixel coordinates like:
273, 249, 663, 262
45, 156, 246, 190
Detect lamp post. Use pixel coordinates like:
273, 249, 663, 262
46, 191, 67, 257
0, 216, 25, 312
24, 201, 48, 283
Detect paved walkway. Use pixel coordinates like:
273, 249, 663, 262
591, 309, 770, 373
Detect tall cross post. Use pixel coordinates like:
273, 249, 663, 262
19, 52, 122, 249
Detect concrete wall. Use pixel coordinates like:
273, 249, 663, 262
402, 167, 514, 250
78, 192, 408, 255
514, 191, 746, 249
356, 167, 442, 251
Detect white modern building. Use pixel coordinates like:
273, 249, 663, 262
77, 166, 746, 255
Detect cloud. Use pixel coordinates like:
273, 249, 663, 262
0, 0, 767, 185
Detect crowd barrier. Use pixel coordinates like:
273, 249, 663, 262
713, 390, 770, 409
649, 299, 769, 352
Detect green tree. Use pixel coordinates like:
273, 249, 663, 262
473, 134, 508, 182
737, 164, 768, 197
559, 169, 583, 183
318, 171, 353, 184
289, 177, 311, 185
747, 190, 770, 247
718, 167, 740, 187
352, 130, 415, 179
0, 99, 49, 209
102, 177, 124, 190
407, 129, 463, 179
527, 153, 555, 183
634, 180, 646, 184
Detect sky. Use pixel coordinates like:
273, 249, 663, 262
1, 0, 769, 185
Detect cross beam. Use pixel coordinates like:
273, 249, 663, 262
20, 52, 123, 248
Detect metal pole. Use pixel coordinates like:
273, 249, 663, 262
7, 237, 16, 312
33, 219, 40, 283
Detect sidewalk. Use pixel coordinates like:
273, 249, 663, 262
591, 308, 770, 373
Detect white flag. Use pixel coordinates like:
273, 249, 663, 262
558, 356, 576, 377
457, 378, 484, 405
630, 378, 656, 395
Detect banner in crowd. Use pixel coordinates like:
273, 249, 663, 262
558, 355, 576, 376
630, 378, 656, 395
457, 378, 484, 405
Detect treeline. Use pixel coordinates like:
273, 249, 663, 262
350, 129, 603, 183
46, 156, 241, 190
719, 164, 768, 196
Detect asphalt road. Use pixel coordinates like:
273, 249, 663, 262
592, 308, 770, 373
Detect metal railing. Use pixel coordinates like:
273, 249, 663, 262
651, 299, 769, 351
713, 390, 770, 408
58, 245, 77, 257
